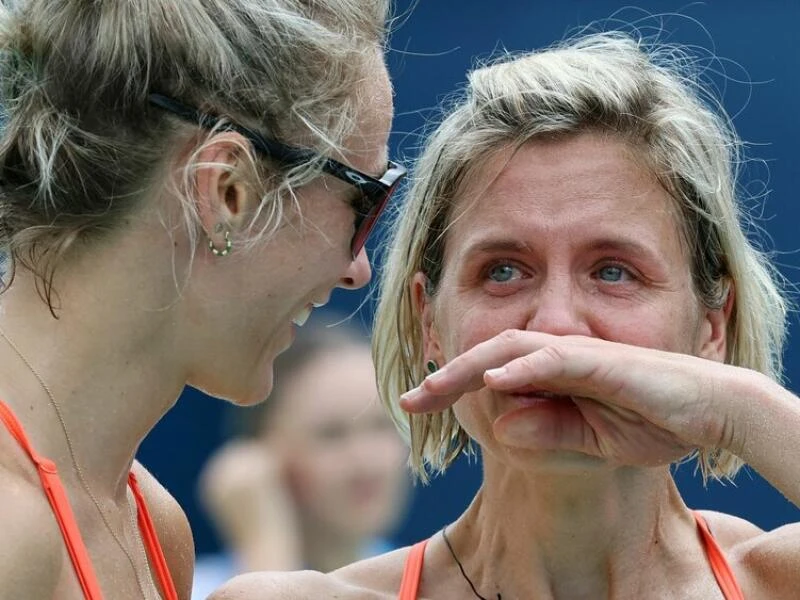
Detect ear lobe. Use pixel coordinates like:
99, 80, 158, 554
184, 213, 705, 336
697, 281, 734, 362
411, 272, 445, 369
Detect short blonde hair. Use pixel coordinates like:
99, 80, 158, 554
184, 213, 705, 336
0, 0, 390, 306
373, 31, 787, 482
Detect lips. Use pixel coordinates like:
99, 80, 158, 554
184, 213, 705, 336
508, 385, 569, 397
508, 388, 574, 406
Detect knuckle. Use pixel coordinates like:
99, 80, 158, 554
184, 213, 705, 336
499, 328, 524, 345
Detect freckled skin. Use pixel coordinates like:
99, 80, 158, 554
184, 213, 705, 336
210, 134, 800, 600
430, 134, 708, 463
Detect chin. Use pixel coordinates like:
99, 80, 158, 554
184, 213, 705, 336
191, 370, 275, 407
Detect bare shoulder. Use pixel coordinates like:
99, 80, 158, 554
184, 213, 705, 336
695, 509, 764, 546
208, 570, 372, 600
335, 545, 415, 593
0, 463, 65, 598
209, 546, 414, 600
131, 461, 195, 600
699, 509, 800, 598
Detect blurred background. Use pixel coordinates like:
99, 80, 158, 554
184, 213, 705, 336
138, 0, 800, 581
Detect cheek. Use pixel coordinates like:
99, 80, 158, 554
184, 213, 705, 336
593, 298, 704, 354
436, 295, 523, 359
450, 389, 497, 450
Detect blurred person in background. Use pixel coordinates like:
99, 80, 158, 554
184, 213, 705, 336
193, 316, 410, 599
0, 0, 401, 598
212, 29, 800, 600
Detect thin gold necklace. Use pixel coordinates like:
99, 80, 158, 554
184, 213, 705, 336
442, 526, 502, 600
0, 327, 157, 598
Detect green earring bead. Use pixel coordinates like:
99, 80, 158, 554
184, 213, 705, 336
425, 359, 439, 374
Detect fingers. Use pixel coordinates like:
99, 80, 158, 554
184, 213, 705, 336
400, 330, 550, 413
493, 400, 598, 455
398, 386, 461, 413
484, 345, 571, 390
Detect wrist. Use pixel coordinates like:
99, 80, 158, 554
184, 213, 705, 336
711, 366, 777, 459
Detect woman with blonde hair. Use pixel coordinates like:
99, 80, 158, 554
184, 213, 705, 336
215, 31, 799, 599
0, 0, 403, 598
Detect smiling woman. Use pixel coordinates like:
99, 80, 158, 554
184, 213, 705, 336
211, 30, 799, 600
0, 0, 401, 598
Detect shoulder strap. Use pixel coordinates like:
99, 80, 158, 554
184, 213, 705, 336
0, 400, 105, 600
398, 539, 429, 600
693, 511, 745, 600
128, 472, 179, 600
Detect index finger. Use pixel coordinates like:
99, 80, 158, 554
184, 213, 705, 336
399, 329, 551, 413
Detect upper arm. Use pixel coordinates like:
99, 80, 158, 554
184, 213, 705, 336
0, 476, 64, 599
208, 570, 347, 600
735, 522, 800, 599
131, 461, 195, 600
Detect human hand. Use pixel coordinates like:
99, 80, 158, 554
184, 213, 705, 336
401, 330, 750, 466
198, 439, 303, 570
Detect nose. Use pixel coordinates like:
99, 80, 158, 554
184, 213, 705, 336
525, 275, 591, 337
337, 247, 372, 290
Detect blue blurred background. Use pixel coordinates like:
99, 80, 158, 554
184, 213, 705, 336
140, 1, 800, 557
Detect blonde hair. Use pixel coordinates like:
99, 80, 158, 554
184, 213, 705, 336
373, 31, 787, 482
0, 0, 390, 307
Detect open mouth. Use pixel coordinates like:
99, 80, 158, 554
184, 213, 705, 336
291, 298, 329, 328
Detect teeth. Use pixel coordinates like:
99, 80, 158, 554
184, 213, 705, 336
292, 305, 312, 327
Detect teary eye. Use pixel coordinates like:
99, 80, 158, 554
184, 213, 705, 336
595, 264, 631, 283
487, 263, 522, 283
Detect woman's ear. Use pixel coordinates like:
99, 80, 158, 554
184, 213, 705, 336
193, 132, 258, 251
697, 280, 735, 362
411, 272, 445, 370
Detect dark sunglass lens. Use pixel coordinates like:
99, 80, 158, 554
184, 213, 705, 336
350, 186, 396, 258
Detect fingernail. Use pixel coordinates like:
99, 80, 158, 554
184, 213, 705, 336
400, 386, 423, 403
485, 367, 507, 379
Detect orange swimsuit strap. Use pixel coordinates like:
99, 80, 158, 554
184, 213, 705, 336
0, 400, 178, 600
397, 515, 746, 600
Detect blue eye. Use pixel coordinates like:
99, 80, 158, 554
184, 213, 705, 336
596, 265, 629, 282
487, 263, 521, 283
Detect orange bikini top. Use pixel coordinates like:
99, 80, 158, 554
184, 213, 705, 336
0, 400, 179, 600
398, 512, 745, 600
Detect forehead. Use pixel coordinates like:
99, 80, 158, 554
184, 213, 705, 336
341, 51, 394, 177
445, 133, 684, 253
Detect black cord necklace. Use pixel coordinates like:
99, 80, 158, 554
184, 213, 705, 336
442, 526, 502, 600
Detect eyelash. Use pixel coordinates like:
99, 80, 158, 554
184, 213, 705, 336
479, 260, 640, 285
482, 261, 528, 284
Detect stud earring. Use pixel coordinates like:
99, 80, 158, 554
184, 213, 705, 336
425, 359, 439, 374
209, 230, 232, 257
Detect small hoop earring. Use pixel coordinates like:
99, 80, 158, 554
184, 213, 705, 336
425, 359, 439, 374
209, 230, 232, 257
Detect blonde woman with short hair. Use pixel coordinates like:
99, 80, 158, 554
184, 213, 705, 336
215, 31, 800, 600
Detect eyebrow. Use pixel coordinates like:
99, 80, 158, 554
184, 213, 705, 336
460, 236, 666, 264
460, 238, 534, 258
583, 238, 666, 263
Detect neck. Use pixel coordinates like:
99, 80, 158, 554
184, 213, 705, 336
0, 262, 186, 500
448, 456, 701, 599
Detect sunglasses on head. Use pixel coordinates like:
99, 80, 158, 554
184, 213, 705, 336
148, 93, 406, 259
